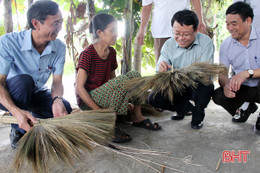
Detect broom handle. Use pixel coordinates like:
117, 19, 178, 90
0, 109, 114, 125
0, 114, 18, 124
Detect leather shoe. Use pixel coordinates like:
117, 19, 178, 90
254, 117, 260, 132
191, 121, 203, 129
232, 102, 258, 123
170, 113, 185, 120
10, 127, 24, 149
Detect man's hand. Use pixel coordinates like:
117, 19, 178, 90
229, 71, 248, 92
12, 109, 38, 132
52, 98, 68, 117
137, 31, 145, 45
198, 21, 206, 34
223, 83, 236, 98
158, 61, 171, 72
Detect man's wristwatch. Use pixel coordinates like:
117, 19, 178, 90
247, 69, 254, 78
53, 96, 63, 103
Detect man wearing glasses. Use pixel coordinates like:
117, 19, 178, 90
0, 0, 72, 149
148, 10, 214, 129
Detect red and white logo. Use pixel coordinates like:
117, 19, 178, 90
222, 150, 250, 163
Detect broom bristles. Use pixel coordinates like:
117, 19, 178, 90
125, 62, 227, 103
13, 109, 116, 173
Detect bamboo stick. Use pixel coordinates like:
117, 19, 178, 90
0, 114, 17, 124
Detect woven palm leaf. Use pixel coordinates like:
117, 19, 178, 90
2, 109, 116, 173
125, 62, 227, 103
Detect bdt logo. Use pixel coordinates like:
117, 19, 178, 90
222, 150, 250, 163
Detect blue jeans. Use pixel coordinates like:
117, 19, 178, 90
0, 74, 72, 134
148, 82, 214, 124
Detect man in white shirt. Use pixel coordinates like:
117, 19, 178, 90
233, 0, 260, 29
137, 0, 206, 63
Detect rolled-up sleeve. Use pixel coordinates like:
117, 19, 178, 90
142, 0, 153, 6
0, 36, 13, 75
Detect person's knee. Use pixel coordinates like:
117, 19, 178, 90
212, 88, 223, 105
63, 99, 72, 114
7, 74, 35, 91
126, 71, 141, 79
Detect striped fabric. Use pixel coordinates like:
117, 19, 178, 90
77, 44, 118, 92
76, 44, 118, 106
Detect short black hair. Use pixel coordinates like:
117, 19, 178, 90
89, 13, 116, 39
27, 0, 59, 30
226, 2, 254, 22
171, 9, 199, 31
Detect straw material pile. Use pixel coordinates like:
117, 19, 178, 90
125, 62, 227, 103
8, 109, 116, 173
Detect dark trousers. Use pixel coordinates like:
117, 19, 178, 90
148, 83, 214, 124
213, 84, 260, 116
0, 74, 72, 134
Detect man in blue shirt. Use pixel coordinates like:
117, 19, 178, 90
148, 10, 214, 129
0, 0, 72, 149
213, 2, 260, 132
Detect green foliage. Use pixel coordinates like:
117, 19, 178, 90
11, 0, 26, 15
95, 0, 155, 69
201, 0, 232, 50
0, 25, 5, 36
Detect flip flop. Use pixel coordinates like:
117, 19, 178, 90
112, 127, 132, 143
132, 118, 161, 131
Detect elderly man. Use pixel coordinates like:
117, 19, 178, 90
148, 9, 214, 129
0, 0, 72, 149
213, 2, 260, 131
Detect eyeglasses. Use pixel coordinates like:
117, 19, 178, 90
172, 31, 195, 38
40, 19, 63, 28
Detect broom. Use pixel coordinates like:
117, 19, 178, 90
125, 61, 228, 103
0, 109, 115, 173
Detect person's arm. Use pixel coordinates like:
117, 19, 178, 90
136, 3, 153, 45
191, 0, 206, 33
51, 74, 68, 117
156, 40, 172, 72
0, 74, 37, 131
218, 41, 236, 98
75, 68, 101, 110
110, 70, 116, 79
199, 36, 215, 63
229, 68, 260, 93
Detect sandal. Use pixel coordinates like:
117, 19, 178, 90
132, 118, 161, 131
112, 127, 132, 143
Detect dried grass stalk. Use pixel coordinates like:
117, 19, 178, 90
125, 62, 227, 103
0, 110, 116, 173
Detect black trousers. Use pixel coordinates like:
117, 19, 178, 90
213, 84, 260, 116
148, 83, 214, 124
0, 74, 72, 134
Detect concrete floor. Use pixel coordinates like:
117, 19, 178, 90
0, 101, 260, 173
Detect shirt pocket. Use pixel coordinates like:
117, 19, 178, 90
39, 66, 55, 85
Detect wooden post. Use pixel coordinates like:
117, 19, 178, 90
3, 0, 13, 33
133, 39, 142, 73
122, 0, 133, 74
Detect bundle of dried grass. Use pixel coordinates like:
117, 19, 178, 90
125, 62, 227, 103
1, 110, 115, 173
